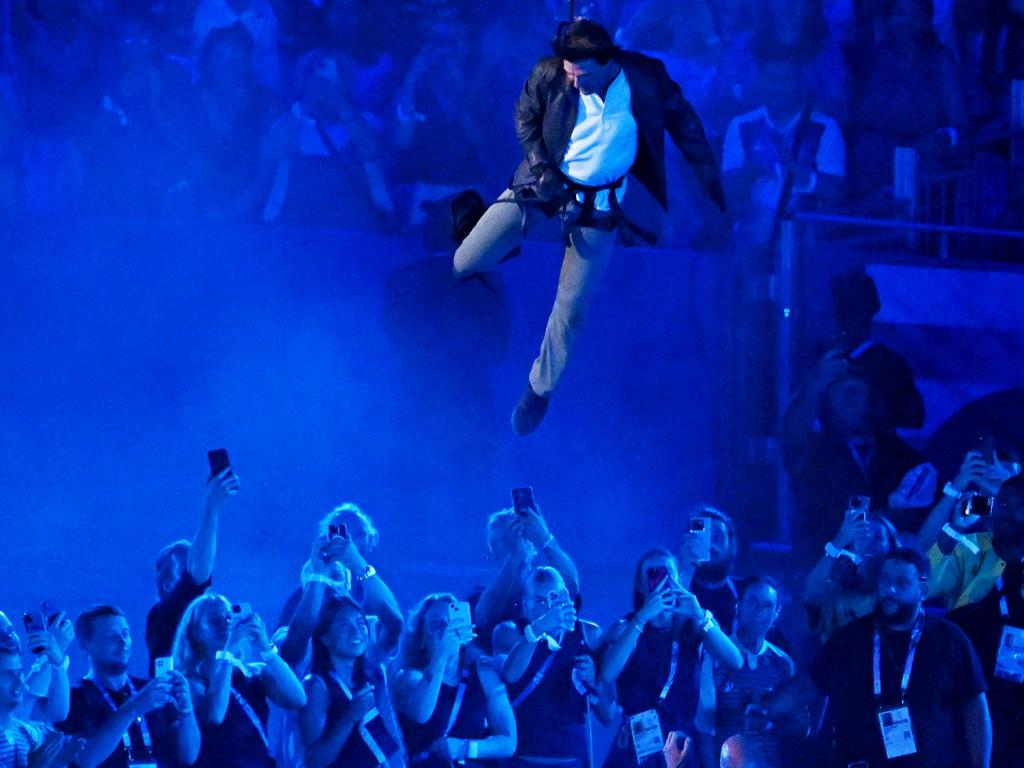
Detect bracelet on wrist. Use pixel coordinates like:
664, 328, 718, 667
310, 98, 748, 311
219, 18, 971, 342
699, 609, 716, 633
943, 481, 964, 501
355, 564, 377, 582
260, 644, 279, 661
467, 739, 479, 760
630, 619, 645, 634
523, 624, 541, 644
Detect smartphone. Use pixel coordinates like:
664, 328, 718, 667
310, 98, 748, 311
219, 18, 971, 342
231, 602, 253, 622
847, 495, 871, 522
328, 521, 349, 540
646, 565, 670, 593
964, 492, 995, 517
22, 612, 46, 654
689, 517, 712, 563
511, 486, 535, 515
154, 657, 174, 678
448, 601, 472, 634
207, 448, 231, 478
40, 599, 61, 625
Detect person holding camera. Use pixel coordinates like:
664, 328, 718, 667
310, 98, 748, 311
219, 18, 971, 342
599, 548, 742, 768
474, 501, 580, 647
679, 508, 741, 635
171, 593, 306, 768
57, 605, 199, 768
0, 639, 83, 768
147, 465, 240, 675
298, 595, 403, 768
3, 607, 74, 724
491, 566, 615, 768
394, 593, 516, 768
695, 577, 794, 768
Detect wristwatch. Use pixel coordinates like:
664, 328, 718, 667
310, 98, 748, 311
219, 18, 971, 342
355, 564, 377, 582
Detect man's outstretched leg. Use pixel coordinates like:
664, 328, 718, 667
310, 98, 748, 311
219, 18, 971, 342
512, 224, 616, 435
453, 189, 525, 277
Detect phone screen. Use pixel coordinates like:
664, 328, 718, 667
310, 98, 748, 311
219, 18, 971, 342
511, 486, 535, 514
207, 449, 231, 478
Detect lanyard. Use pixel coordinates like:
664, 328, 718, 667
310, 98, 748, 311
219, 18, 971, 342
511, 649, 558, 708
443, 669, 469, 737
230, 687, 270, 749
873, 617, 923, 704
329, 671, 390, 764
657, 641, 679, 704
88, 678, 153, 752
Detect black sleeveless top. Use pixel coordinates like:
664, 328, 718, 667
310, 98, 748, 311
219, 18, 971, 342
398, 663, 489, 768
615, 618, 702, 731
507, 623, 588, 759
316, 670, 400, 768
194, 671, 274, 768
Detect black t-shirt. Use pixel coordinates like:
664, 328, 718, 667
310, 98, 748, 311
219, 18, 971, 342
146, 570, 211, 676
810, 613, 988, 768
57, 676, 177, 768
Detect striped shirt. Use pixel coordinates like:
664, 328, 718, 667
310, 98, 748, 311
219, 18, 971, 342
0, 719, 52, 768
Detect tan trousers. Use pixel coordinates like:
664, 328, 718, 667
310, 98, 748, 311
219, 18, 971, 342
453, 189, 616, 397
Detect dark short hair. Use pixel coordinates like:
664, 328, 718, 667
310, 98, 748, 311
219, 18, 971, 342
552, 19, 619, 65
75, 605, 126, 641
882, 547, 930, 580
737, 574, 781, 603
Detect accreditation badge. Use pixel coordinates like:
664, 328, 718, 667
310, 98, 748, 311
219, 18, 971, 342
877, 706, 917, 759
995, 626, 1024, 683
628, 709, 664, 763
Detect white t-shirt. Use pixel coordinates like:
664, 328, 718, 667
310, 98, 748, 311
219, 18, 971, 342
559, 67, 639, 211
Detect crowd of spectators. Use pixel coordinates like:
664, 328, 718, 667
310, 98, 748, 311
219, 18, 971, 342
2, 403, 1023, 768
0, 0, 1021, 239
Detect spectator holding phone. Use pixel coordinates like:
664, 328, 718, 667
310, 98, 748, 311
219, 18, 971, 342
695, 577, 794, 768
941, 473, 1024, 767
491, 566, 615, 768
278, 504, 402, 659
146, 460, 240, 675
394, 593, 516, 768
298, 596, 403, 768
171, 593, 306, 768
679, 508, 741, 635
475, 494, 580, 644
6, 606, 74, 723
57, 605, 200, 768
0, 640, 83, 768
599, 548, 742, 768
803, 510, 900, 642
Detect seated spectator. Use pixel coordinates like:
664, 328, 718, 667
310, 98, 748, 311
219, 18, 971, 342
193, 0, 281, 92
147, 466, 239, 675
393, 593, 516, 768
0, 607, 73, 724
298, 596, 403, 768
809, 547, 991, 768
943, 473, 1024, 767
696, 576, 794, 768
58, 604, 200, 768
166, 22, 279, 223
171, 593, 307, 768
473, 502, 580, 648
0, 641, 82, 767
679, 506, 741, 634
491, 566, 615, 768
722, 46, 845, 249
825, 271, 925, 432
781, 362, 923, 569
599, 548, 741, 768
803, 512, 900, 641
261, 50, 395, 229
849, 0, 970, 196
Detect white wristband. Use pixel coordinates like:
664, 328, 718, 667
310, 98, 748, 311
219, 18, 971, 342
942, 482, 964, 501
260, 645, 279, 661
941, 524, 981, 555
467, 740, 479, 760
523, 624, 541, 644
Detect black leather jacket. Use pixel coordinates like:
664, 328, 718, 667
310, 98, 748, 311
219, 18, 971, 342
511, 52, 724, 214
